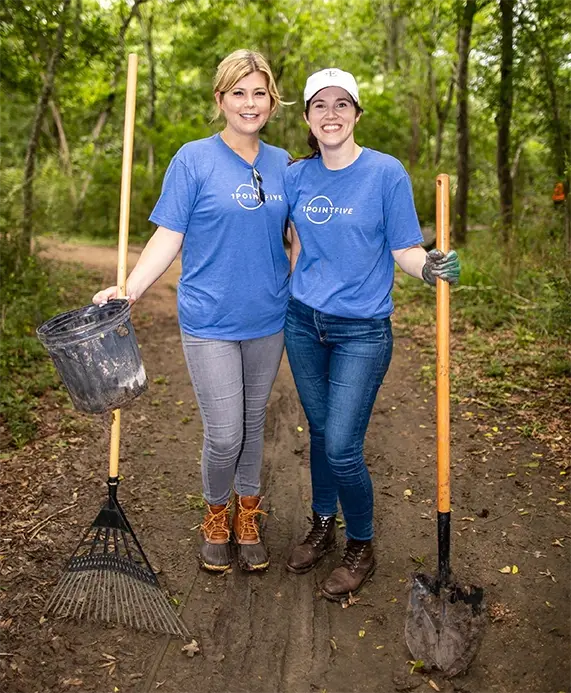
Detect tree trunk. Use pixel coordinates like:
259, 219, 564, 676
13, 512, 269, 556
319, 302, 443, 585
496, 0, 514, 245
383, 1, 401, 72
49, 98, 76, 203
74, 0, 148, 226
435, 73, 455, 166
535, 39, 570, 259
21, 0, 71, 261
453, 0, 477, 245
409, 93, 421, 170
138, 8, 156, 179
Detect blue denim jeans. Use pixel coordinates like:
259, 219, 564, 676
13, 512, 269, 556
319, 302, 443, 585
285, 298, 393, 541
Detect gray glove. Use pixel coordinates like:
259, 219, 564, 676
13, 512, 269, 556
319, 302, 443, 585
422, 249, 460, 285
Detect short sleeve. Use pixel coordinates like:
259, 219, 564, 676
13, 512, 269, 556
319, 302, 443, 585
284, 163, 300, 219
383, 174, 424, 250
149, 156, 197, 233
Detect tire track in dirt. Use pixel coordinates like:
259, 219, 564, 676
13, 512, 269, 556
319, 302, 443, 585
141, 364, 335, 693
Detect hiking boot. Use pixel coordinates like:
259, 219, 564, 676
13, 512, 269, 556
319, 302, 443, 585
286, 512, 337, 574
198, 501, 231, 572
321, 538, 375, 601
233, 495, 269, 571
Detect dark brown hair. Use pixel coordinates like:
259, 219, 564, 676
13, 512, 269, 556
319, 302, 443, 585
290, 97, 364, 164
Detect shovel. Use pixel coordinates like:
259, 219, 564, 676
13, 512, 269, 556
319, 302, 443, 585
404, 174, 485, 676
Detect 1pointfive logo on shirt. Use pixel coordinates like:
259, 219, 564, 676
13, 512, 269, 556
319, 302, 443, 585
232, 183, 263, 210
231, 180, 283, 211
303, 196, 354, 225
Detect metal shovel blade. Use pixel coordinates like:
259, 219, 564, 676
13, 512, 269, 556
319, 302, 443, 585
405, 572, 485, 677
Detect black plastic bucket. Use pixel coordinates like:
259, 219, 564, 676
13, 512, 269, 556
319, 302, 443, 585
37, 299, 147, 414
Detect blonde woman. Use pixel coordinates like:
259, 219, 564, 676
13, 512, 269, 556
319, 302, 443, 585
93, 50, 290, 573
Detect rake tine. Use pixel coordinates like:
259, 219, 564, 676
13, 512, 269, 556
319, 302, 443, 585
71, 572, 89, 619
106, 568, 113, 623
127, 574, 142, 631
86, 568, 100, 620
120, 573, 133, 630
45, 571, 72, 614
159, 590, 185, 636
112, 573, 123, 623
143, 584, 166, 633
136, 580, 156, 632
154, 589, 176, 634
64, 571, 87, 618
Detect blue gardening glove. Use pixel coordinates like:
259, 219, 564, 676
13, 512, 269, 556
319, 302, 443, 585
422, 249, 460, 285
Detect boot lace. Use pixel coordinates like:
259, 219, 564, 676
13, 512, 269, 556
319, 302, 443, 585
342, 540, 367, 573
201, 504, 231, 541
237, 504, 268, 540
304, 515, 334, 548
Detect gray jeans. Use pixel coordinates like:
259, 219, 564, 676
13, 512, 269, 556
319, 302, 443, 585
181, 330, 284, 505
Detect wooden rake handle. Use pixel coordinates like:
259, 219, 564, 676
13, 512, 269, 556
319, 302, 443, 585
109, 53, 138, 480
436, 174, 450, 514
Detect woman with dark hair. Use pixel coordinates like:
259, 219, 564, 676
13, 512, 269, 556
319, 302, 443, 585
94, 50, 291, 574
284, 68, 460, 601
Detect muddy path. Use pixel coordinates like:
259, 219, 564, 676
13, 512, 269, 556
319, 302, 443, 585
1, 241, 569, 693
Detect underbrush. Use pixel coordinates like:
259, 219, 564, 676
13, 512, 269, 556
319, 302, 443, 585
0, 244, 102, 448
393, 225, 570, 462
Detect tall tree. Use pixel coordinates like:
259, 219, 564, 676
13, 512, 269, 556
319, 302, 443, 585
453, 0, 478, 244
21, 0, 71, 261
74, 0, 149, 226
496, 0, 514, 245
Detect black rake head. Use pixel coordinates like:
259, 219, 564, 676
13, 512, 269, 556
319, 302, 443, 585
45, 482, 189, 638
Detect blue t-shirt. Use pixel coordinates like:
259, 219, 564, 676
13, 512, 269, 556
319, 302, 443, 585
149, 134, 290, 339
285, 148, 424, 319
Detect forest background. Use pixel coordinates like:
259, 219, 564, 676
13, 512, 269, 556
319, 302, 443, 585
0, 0, 570, 448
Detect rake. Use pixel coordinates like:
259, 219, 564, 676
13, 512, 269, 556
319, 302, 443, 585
44, 54, 189, 639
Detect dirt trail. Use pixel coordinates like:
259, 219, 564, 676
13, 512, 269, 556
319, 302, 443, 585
1, 241, 569, 693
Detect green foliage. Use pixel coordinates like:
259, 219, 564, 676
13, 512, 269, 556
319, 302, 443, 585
0, 240, 101, 447
2, 0, 570, 447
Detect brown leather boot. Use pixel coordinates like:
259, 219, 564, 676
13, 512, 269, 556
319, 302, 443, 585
286, 512, 337, 574
233, 495, 269, 571
321, 539, 375, 601
198, 501, 231, 572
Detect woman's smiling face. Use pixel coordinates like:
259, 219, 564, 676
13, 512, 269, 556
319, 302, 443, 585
304, 86, 361, 149
216, 71, 271, 137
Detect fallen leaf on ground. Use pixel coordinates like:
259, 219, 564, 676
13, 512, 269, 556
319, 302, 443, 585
182, 639, 200, 657
407, 659, 424, 674
428, 680, 440, 691
539, 569, 556, 582
341, 592, 360, 608
499, 566, 512, 574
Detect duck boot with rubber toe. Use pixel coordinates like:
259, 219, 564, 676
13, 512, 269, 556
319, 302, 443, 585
321, 538, 375, 601
198, 501, 232, 572
286, 512, 337, 574
233, 495, 269, 571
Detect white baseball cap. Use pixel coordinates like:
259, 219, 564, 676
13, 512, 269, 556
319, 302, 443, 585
304, 68, 359, 105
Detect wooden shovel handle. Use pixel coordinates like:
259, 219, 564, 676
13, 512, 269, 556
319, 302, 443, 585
436, 174, 450, 513
109, 54, 138, 479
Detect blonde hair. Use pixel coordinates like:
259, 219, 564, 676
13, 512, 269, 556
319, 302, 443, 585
212, 49, 286, 121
